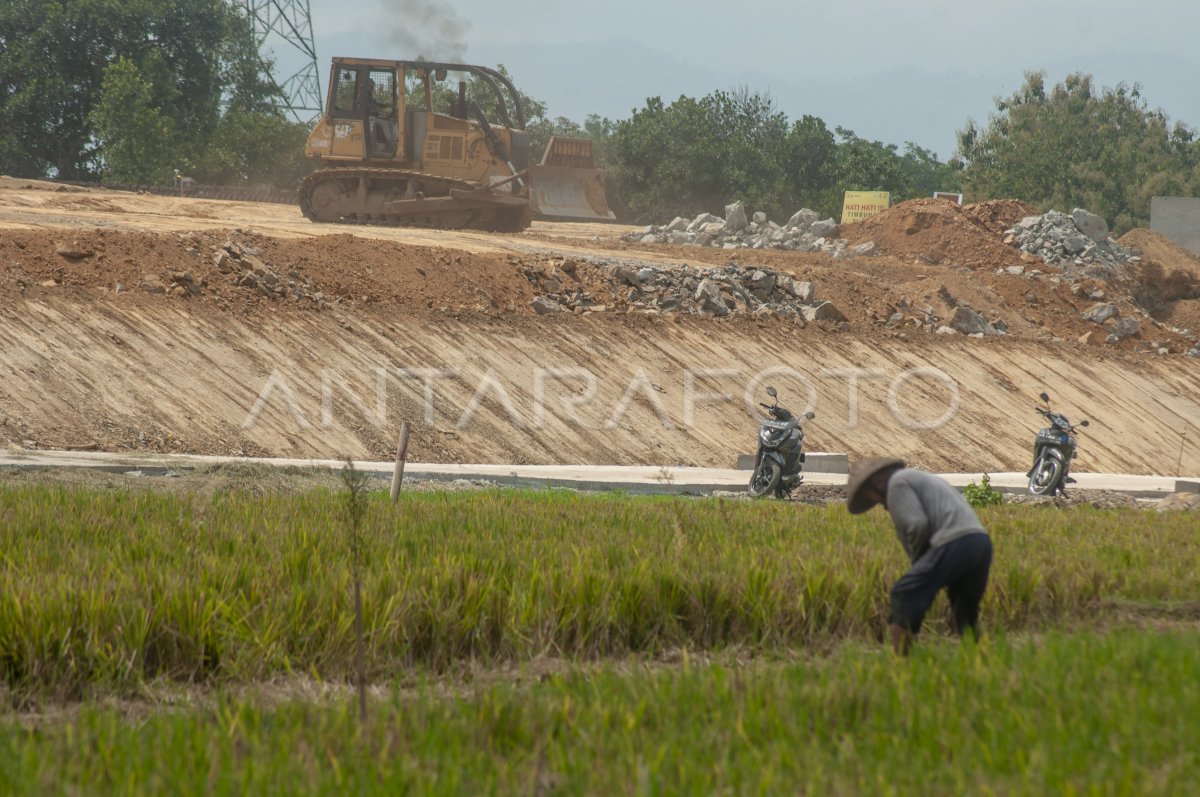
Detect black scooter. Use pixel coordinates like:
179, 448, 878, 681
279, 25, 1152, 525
748, 386, 815, 499
1028, 391, 1089, 497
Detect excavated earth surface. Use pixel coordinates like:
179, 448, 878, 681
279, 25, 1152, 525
1, 178, 1198, 475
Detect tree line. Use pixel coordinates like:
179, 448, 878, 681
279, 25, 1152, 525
3, 1, 1198, 231
0, 0, 309, 187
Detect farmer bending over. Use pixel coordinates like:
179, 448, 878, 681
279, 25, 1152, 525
847, 458, 993, 656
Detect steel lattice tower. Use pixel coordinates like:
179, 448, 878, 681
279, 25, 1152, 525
239, 0, 323, 122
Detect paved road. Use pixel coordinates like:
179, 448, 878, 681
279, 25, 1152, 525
2, 449, 1196, 498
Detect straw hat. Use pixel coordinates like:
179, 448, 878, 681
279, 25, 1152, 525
846, 457, 905, 514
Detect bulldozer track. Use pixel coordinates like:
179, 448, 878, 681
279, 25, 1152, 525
298, 167, 530, 231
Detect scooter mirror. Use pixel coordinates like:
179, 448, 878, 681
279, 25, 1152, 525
766, 386, 778, 398
1080, 419, 1089, 427
804, 411, 816, 420
1039, 392, 1050, 402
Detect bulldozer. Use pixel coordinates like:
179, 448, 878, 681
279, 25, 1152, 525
299, 58, 614, 230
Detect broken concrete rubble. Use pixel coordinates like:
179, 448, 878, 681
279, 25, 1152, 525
522, 258, 846, 320
624, 203, 861, 257
1004, 208, 1135, 276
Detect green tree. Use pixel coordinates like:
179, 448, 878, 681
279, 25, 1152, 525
606, 89, 798, 222
784, 114, 837, 211
192, 109, 311, 187
956, 71, 1200, 232
89, 58, 174, 183
899, 142, 962, 199
831, 127, 913, 201
0, 0, 294, 185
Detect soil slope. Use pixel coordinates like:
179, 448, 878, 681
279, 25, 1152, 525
2, 181, 1198, 475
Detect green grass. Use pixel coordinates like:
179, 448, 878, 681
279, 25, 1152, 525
0, 483, 1197, 700
3, 628, 1198, 795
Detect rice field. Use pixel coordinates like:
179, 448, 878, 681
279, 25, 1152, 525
1, 481, 1197, 794
3, 629, 1198, 794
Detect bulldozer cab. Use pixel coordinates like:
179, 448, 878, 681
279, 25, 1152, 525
327, 64, 399, 158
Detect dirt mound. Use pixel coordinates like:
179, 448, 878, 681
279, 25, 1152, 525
0, 227, 550, 315
842, 198, 1026, 268
1115, 229, 1200, 328
1118, 228, 1200, 279
961, 199, 1038, 235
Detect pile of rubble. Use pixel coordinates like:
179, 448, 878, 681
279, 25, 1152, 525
1076, 301, 1142, 344
1003, 208, 1137, 276
525, 260, 849, 322
623, 201, 875, 258
138, 236, 334, 309
209, 238, 333, 307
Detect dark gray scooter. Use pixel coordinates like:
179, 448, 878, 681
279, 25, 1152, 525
748, 386, 816, 499
1028, 391, 1089, 497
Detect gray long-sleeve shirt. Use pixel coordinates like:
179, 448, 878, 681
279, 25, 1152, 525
885, 469, 987, 562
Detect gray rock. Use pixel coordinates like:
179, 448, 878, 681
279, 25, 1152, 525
695, 278, 729, 316
949, 306, 993, 335
801, 301, 847, 323
1188, 346, 1200, 358
1081, 303, 1119, 324
212, 250, 235, 273
688, 212, 722, 232
775, 274, 796, 297
635, 267, 658, 284
724, 201, 749, 233
809, 219, 838, 238
1108, 317, 1140, 339
140, 274, 165, 294
1006, 265, 1025, 275
935, 325, 958, 335
702, 221, 726, 236
665, 216, 690, 232
669, 231, 693, 245
1072, 208, 1109, 242
1062, 235, 1089, 255
639, 234, 659, 244
786, 209, 819, 230
794, 281, 815, 303
851, 241, 877, 256
531, 297, 562, 314
745, 269, 776, 301
751, 211, 767, 225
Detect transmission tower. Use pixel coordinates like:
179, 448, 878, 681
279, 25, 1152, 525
239, 0, 323, 122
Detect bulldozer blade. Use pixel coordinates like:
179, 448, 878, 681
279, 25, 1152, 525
528, 164, 615, 221
527, 136, 615, 221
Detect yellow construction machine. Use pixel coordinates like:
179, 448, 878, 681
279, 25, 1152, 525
299, 58, 614, 230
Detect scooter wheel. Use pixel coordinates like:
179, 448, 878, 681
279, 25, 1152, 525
1028, 458, 1063, 496
748, 460, 783, 498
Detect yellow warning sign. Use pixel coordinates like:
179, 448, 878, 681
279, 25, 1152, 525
840, 191, 890, 223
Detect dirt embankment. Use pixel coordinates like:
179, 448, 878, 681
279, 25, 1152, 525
1, 183, 1198, 474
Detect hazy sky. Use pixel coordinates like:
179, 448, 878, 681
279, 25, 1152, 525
269, 0, 1200, 157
